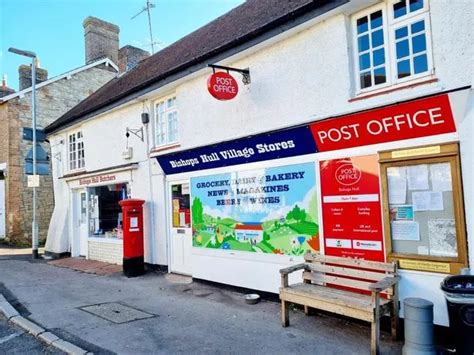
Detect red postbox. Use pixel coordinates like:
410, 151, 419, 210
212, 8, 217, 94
119, 198, 145, 277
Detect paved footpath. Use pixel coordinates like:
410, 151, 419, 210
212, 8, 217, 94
0, 252, 402, 354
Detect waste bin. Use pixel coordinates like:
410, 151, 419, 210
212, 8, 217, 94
441, 275, 474, 355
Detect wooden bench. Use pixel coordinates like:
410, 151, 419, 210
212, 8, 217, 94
279, 252, 399, 355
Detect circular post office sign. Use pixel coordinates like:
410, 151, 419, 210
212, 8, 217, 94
207, 72, 239, 100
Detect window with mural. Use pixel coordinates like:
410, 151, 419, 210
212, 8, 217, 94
190, 162, 319, 256
68, 131, 85, 171
154, 95, 178, 147
353, 0, 432, 92
379, 143, 468, 274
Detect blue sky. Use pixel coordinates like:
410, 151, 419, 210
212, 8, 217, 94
0, 0, 243, 91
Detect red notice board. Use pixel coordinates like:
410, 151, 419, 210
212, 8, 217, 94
320, 155, 385, 261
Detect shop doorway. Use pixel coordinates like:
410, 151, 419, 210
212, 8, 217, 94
169, 181, 192, 275
72, 189, 88, 256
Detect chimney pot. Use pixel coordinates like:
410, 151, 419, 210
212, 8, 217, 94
0, 74, 16, 98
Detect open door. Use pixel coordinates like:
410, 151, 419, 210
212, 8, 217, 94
169, 181, 192, 275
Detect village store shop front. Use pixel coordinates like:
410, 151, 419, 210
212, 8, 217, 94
63, 165, 136, 264
156, 88, 472, 326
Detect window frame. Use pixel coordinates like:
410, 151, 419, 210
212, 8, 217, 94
154, 94, 179, 148
352, 0, 434, 95
379, 143, 468, 274
68, 130, 85, 172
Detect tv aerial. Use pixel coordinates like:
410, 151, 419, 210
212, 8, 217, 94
131, 0, 157, 54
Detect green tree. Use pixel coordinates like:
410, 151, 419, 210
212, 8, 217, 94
191, 197, 203, 225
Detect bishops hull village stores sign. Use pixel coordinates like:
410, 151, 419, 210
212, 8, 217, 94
158, 92, 458, 174
157, 90, 469, 274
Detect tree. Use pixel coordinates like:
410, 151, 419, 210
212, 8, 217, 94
191, 197, 203, 225
286, 205, 307, 222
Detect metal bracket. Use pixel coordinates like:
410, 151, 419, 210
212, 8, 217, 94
126, 127, 144, 142
208, 64, 251, 85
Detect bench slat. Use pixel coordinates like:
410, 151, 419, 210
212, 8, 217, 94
302, 271, 394, 296
307, 263, 388, 281
304, 253, 396, 273
280, 283, 392, 322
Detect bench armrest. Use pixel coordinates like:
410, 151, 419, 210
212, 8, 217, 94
369, 276, 400, 293
279, 263, 308, 275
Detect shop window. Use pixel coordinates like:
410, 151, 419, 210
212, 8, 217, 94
172, 183, 190, 228
154, 95, 178, 147
379, 143, 467, 274
89, 183, 128, 238
68, 131, 85, 171
352, 0, 432, 93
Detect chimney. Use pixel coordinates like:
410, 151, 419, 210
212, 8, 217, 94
83, 16, 120, 65
18, 62, 48, 91
118, 45, 150, 73
0, 75, 16, 98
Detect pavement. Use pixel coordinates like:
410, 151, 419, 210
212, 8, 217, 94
0, 247, 403, 354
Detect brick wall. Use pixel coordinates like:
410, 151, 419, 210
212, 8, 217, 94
88, 239, 123, 265
0, 65, 116, 244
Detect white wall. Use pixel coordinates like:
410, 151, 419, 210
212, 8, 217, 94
46, 0, 473, 326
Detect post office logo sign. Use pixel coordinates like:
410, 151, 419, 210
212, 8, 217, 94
335, 163, 362, 186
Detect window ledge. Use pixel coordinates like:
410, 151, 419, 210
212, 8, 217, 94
150, 142, 181, 154
349, 77, 439, 102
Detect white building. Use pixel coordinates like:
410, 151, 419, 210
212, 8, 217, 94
45, 0, 473, 327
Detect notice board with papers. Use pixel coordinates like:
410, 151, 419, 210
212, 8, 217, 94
379, 143, 467, 274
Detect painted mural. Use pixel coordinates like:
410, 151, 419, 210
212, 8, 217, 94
190, 162, 319, 255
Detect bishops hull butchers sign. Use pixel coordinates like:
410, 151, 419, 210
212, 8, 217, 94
156, 93, 458, 174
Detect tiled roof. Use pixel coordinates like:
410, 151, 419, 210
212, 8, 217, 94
45, 0, 336, 133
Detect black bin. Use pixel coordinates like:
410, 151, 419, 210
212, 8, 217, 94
441, 275, 474, 355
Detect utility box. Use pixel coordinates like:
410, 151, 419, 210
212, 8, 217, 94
119, 198, 145, 277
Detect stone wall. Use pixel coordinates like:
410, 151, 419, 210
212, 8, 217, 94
0, 65, 116, 244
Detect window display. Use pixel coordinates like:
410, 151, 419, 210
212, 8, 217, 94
89, 183, 128, 238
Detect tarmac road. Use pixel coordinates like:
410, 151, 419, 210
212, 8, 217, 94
0, 314, 64, 354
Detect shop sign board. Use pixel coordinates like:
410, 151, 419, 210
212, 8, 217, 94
156, 92, 459, 175
310, 94, 456, 152
79, 174, 116, 186
207, 72, 239, 100
320, 155, 385, 261
157, 126, 317, 175
190, 162, 320, 256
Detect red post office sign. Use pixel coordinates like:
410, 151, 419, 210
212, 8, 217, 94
320, 155, 385, 261
311, 94, 456, 152
207, 72, 239, 100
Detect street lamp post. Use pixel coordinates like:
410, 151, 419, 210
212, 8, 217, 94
8, 47, 39, 259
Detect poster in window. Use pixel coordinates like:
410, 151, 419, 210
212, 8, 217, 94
319, 155, 385, 261
190, 162, 319, 256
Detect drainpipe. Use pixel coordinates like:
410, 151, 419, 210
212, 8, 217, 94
144, 107, 157, 265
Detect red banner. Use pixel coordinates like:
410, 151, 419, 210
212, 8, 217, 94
311, 94, 455, 152
320, 155, 384, 261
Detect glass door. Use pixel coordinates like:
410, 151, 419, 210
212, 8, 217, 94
169, 181, 192, 275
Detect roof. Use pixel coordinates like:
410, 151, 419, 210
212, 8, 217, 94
0, 58, 118, 104
45, 0, 342, 134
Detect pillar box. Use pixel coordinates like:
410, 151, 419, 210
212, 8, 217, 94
119, 199, 145, 277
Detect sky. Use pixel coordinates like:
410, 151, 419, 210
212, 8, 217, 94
0, 0, 244, 91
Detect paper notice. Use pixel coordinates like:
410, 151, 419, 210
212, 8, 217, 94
428, 219, 457, 257
391, 221, 420, 241
412, 191, 444, 211
430, 163, 452, 192
407, 164, 429, 190
387, 167, 407, 204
